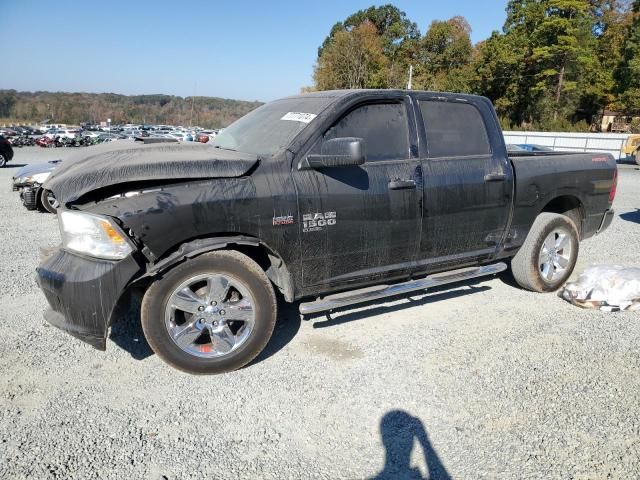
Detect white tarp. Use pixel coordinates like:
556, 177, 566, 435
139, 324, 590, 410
561, 265, 640, 312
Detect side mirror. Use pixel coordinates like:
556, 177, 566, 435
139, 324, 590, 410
299, 137, 365, 170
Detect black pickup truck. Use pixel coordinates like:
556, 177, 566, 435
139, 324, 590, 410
37, 90, 617, 374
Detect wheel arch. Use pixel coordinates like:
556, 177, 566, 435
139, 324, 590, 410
141, 235, 294, 302
539, 194, 585, 237
107, 234, 294, 330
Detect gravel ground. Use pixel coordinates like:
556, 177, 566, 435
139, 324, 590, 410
0, 146, 639, 480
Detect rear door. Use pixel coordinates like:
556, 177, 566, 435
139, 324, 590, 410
294, 96, 422, 287
415, 95, 513, 267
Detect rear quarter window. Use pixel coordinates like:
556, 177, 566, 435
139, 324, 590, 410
420, 100, 491, 157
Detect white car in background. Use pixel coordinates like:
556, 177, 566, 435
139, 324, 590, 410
44, 129, 79, 140
38, 124, 63, 133
81, 131, 102, 138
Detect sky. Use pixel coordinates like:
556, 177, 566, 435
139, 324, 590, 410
0, 0, 509, 102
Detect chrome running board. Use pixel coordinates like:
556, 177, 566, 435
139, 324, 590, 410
298, 262, 507, 315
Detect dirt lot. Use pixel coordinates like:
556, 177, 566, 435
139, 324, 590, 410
1, 146, 639, 479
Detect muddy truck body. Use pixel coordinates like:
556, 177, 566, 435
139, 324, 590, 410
37, 90, 617, 374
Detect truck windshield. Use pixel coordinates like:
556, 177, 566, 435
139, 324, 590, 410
212, 97, 331, 156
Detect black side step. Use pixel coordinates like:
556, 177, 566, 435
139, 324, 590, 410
298, 263, 507, 315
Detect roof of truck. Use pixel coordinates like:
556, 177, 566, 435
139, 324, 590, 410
282, 89, 488, 102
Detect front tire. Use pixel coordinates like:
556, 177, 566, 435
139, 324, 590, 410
634, 149, 640, 166
511, 212, 579, 292
0, 154, 6, 167
141, 250, 277, 374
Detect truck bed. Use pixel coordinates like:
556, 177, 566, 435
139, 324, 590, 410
506, 151, 616, 250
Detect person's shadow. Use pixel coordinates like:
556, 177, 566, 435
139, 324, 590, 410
372, 410, 451, 480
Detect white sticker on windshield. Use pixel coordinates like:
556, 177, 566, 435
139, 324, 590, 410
281, 112, 317, 123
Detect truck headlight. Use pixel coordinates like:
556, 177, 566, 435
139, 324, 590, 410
59, 211, 133, 260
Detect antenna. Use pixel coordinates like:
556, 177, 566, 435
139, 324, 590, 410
407, 65, 413, 90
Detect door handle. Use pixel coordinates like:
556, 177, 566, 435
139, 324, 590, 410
484, 173, 507, 182
388, 179, 417, 190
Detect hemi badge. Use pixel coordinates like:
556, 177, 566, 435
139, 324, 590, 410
273, 215, 294, 226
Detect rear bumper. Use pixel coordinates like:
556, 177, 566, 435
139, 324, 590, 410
597, 209, 615, 234
36, 248, 141, 350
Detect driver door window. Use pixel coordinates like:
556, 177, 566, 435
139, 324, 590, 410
324, 103, 410, 162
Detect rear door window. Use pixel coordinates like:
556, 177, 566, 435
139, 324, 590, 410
325, 103, 410, 162
419, 101, 491, 157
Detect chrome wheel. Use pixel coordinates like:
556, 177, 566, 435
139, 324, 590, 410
538, 227, 573, 283
164, 273, 255, 358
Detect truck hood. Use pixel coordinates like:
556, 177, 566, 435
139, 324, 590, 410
44, 141, 258, 205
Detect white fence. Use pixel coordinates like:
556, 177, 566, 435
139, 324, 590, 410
503, 131, 631, 159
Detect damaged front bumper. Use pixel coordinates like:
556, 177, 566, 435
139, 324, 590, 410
36, 248, 141, 350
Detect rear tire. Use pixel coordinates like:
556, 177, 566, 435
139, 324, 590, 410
634, 150, 640, 166
0, 154, 6, 167
511, 212, 579, 292
141, 250, 277, 374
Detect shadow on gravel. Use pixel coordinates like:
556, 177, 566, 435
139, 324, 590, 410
109, 294, 154, 360
371, 410, 451, 480
620, 209, 640, 224
616, 158, 637, 165
246, 298, 301, 367
309, 281, 491, 329
497, 268, 519, 288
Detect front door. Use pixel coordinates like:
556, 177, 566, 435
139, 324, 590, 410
294, 98, 422, 288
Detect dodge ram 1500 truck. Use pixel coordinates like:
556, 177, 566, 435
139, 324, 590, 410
37, 90, 617, 374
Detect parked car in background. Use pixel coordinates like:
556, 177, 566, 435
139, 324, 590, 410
0, 135, 14, 167
621, 134, 640, 165
517, 144, 555, 152
0, 128, 18, 137
167, 132, 189, 141
44, 129, 80, 140
506, 144, 527, 152
12, 160, 62, 212
39, 124, 64, 133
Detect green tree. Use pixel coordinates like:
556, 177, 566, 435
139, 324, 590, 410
575, 1, 628, 123
471, 31, 527, 122
314, 21, 388, 90
471, 0, 629, 129
318, 4, 419, 56
413, 17, 474, 91
0, 90, 17, 118
318, 5, 419, 88
616, 0, 640, 111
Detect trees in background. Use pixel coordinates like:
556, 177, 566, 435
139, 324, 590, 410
314, 21, 388, 90
412, 17, 474, 92
616, 0, 640, 109
311, 1, 639, 131
0, 91, 262, 128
